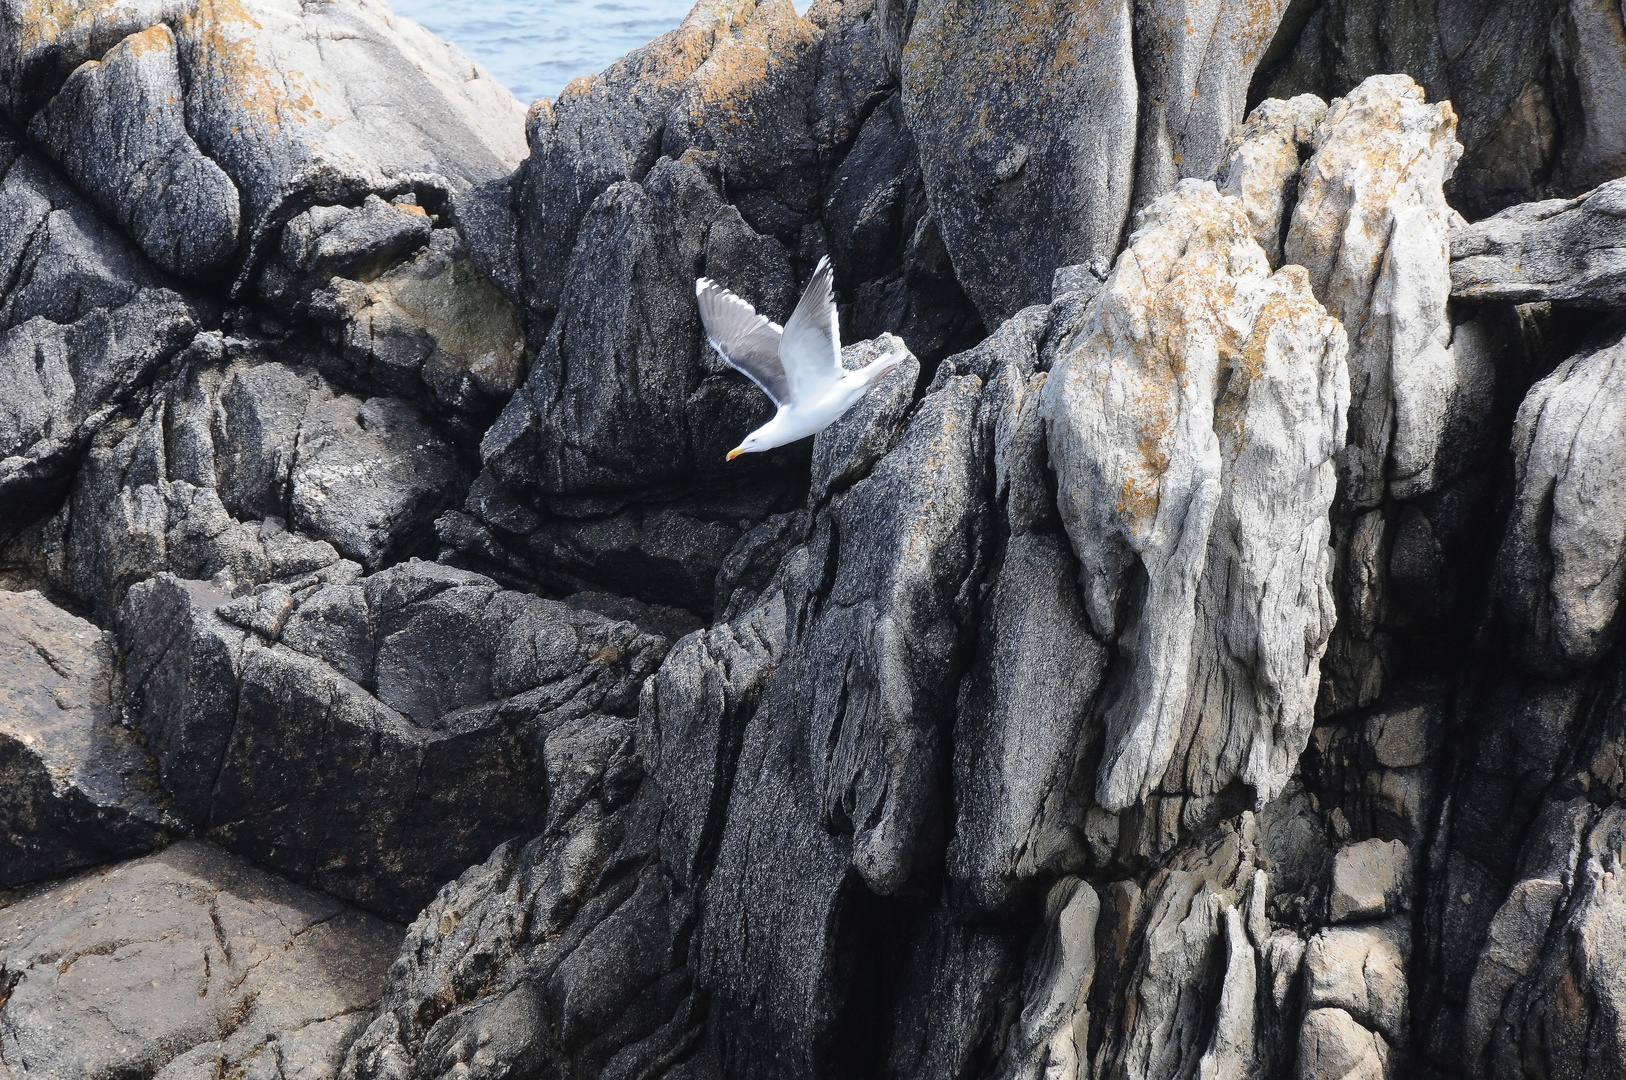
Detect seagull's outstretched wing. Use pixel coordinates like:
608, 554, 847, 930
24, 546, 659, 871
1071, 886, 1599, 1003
696, 277, 789, 408
779, 256, 843, 403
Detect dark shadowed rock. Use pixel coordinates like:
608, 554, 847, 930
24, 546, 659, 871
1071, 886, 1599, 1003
0, 841, 399, 1080
0, 150, 202, 516
0, 589, 171, 888
117, 559, 669, 921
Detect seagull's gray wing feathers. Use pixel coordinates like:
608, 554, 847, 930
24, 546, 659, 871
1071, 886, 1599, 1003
779, 256, 843, 402
696, 277, 789, 407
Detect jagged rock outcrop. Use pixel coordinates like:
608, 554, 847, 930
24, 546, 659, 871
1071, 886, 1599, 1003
8, 0, 1626, 1078
1252, 0, 1626, 216
445, 0, 980, 616
0, 841, 399, 1079
0, 143, 203, 517
1043, 178, 1348, 816
1451, 177, 1626, 309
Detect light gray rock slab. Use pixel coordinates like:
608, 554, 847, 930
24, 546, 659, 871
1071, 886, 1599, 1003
1495, 327, 1626, 674
1304, 921, 1410, 1044
1283, 73, 1463, 512
1296, 1007, 1390, 1080
0, 841, 398, 1080
1329, 838, 1411, 922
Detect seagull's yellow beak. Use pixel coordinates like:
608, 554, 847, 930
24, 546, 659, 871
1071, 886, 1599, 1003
727, 446, 746, 461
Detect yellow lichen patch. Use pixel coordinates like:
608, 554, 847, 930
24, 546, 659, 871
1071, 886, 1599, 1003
677, 0, 815, 135
121, 21, 172, 57
178, 0, 317, 136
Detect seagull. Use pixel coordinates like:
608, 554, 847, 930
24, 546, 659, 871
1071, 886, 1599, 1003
696, 256, 906, 460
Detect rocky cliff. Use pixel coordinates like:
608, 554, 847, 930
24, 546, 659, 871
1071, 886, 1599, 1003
3, 1, 1626, 1079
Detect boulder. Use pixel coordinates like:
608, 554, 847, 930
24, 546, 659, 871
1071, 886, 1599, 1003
1296, 1008, 1390, 1080
0, 589, 171, 888
899, 0, 1137, 322
0, 149, 202, 515
0, 841, 398, 1080
117, 560, 669, 920
900, 0, 1291, 322
27, 24, 241, 278
1328, 838, 1411, 922
35, 341, 463, 619
1495, 327, 1626, 674
1303, 921, 1410, 1044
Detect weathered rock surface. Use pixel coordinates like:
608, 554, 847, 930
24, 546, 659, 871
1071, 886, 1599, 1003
0, 589, 170, 887
11, 338, 465, 620
0, 841, 399, 1080
1452, 177, 1626, 309
27, 24, 241, 278
1252, 0, 1626, 215
0, 146, 202, 516
1043, 178, 1348, 814
116, 559, 668, 921
899, 0, 1293, 323
11, 0, 1626, 1077
1496, 327, 1626, 675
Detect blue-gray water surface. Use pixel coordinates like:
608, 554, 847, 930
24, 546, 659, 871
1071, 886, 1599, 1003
391, 0, 700, 106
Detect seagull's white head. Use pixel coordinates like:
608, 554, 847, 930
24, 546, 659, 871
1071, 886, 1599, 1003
727, 432, 765, 460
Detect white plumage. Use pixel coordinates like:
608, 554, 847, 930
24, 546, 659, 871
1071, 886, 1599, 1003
696, 256, 905, 460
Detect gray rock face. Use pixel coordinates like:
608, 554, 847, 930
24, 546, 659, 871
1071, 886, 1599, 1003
1452, 178, 1626, 309
897, 0, 1294, 323
28, 24, 241, 277
116, 560, 668, 921
696, 372, 992, 1076
0, 149, 202, 514
0, 589, 170, 887
1458, 800, 1626, 1080
25, 340, 463, 619
1495, 328, 1626, 675
13, 0, 1626, 1076
899, 0, 1138, 322
1328, 838, 1411, 922
1252, 0, 1626, 215
0, 841, 398, 1080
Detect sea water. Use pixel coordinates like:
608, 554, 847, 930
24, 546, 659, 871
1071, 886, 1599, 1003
390, 0, 701, 105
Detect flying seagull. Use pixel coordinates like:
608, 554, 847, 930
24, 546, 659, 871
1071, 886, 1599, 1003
696, 256, 905, 460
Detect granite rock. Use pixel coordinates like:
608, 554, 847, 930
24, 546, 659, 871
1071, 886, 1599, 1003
0, 589, 170, 888
0, 841, 398, 1080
